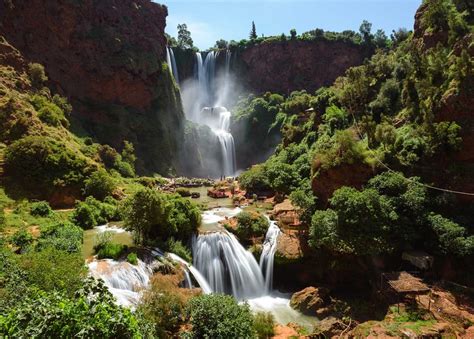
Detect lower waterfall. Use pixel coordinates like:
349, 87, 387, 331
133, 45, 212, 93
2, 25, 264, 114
193, 230, 266, 299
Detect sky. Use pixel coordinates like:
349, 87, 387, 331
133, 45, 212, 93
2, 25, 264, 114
161, 0, 422, 50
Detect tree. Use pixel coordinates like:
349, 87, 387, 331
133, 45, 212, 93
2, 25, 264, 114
374, 29, 388, 48
83, 169, 116, 200
215, 39, 228, 49
123, 188, 200, 244
250, 21, 257, 40
177, 23, 193, 49
359, 20, 373, 44
27, 63, 47, 89
290, 29, 297, 40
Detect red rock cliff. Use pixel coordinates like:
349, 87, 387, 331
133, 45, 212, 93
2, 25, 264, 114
235, 39, 371, 94
0, 0, 184, 174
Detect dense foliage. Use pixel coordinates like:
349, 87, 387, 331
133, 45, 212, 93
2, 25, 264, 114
187, 294, 255, 338
239, 0, 473, 262
123, 188, 201, 244
232, 211, 269, 239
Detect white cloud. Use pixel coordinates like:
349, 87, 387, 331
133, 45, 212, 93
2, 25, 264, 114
166, 15, 218, 50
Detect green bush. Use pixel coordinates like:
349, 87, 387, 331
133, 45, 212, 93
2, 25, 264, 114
0, 277, 153, 338
71, 196, 119, 229
83, 169, 116, 200
10, 229, 33, 252
123, 188, 201, 244
96, 242, 127, 260
38, 103, 67, 127
4, 136, 91, 196
30, 201, 53, 217
253, 312, 275, 339
18, 246, 86, 296
139, 290, 186, 337
27, 63, 47, 88
239, 165, 271, 195
187, 294, 255, 339
37, 221, 83, 253
127, 252, 138, 265
166, 237, 192, 263
234, 211, 269, 239
176, 187, 191, 197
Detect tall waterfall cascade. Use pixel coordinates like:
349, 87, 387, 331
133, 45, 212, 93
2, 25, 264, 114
166, 47, 179, 83
182, 50, 237, 177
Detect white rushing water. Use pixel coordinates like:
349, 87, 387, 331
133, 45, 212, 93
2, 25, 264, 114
166, 47, 179, 83
87, 209, 315, 327
260, 219, 281, 293
193, 230, 266, 299
182, 50, 236, 177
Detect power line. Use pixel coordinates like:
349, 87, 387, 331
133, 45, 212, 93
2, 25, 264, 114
348, 110, 474, 196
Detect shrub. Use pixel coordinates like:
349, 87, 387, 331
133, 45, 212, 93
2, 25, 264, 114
30, 201, 52, 217
239, 165, 271, 195
98, 144, 120, 168
166, 237, 192, 263
38, 103, 67, 127
187, 294, 255, 338
83, 169, 116, 200
139, 290, 186, 337
10, 229, 33, 252
235, 211, 269, 239
127, 252, 138, 265
96, 242, 127, 259
4, 136, 90, 196
253, 312, 275, 339
176, 187, 191, 197
27, 63, 47, 88
71, 200, 98, 229
18, 246, 86, 295
37, 221, 83, 253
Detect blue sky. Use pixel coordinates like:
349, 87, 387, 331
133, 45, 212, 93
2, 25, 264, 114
161, 0, 422, 50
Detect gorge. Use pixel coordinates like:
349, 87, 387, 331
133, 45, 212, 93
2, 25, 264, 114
0, 0, 473, 337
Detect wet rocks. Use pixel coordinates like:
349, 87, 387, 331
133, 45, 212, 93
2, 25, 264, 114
290, 286, 331, 315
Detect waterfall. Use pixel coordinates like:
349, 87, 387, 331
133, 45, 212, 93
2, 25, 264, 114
193, 230, 265, 300
192, 211, 281, 300
186, 50, 236, 177
259, 220, 281, 293
166, 47, 179, 83
168, 253, 212, 294
88, 250, 212, 306
88, 259, 151, 306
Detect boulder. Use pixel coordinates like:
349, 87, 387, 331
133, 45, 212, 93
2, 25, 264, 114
290, 286, 330, 315
311, 317, 347, 338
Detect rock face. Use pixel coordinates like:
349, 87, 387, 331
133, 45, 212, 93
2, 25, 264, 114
311, 162, 374, 206
290, 286, 330, 315
0, 0, 184, 174
235, 40, 371, 94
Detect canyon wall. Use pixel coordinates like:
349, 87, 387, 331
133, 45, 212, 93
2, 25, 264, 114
234, 39, 371, 95
0, 0, 184, 174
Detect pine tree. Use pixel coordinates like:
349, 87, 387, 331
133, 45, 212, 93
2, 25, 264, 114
249, 21, 257, 40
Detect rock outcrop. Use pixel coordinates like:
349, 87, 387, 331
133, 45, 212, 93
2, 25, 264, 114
0, 0, 184, 174
235, 40, 371, 94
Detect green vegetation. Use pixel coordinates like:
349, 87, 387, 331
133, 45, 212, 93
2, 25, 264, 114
253, 312, 276, 339
123, 187, 201, 244
0, 278, 153, 338
187, 294, 255, 338
127, 252, 138, 265
238, 0, 473, 264
232, 211, 269, 239
71, 196, 120, 229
